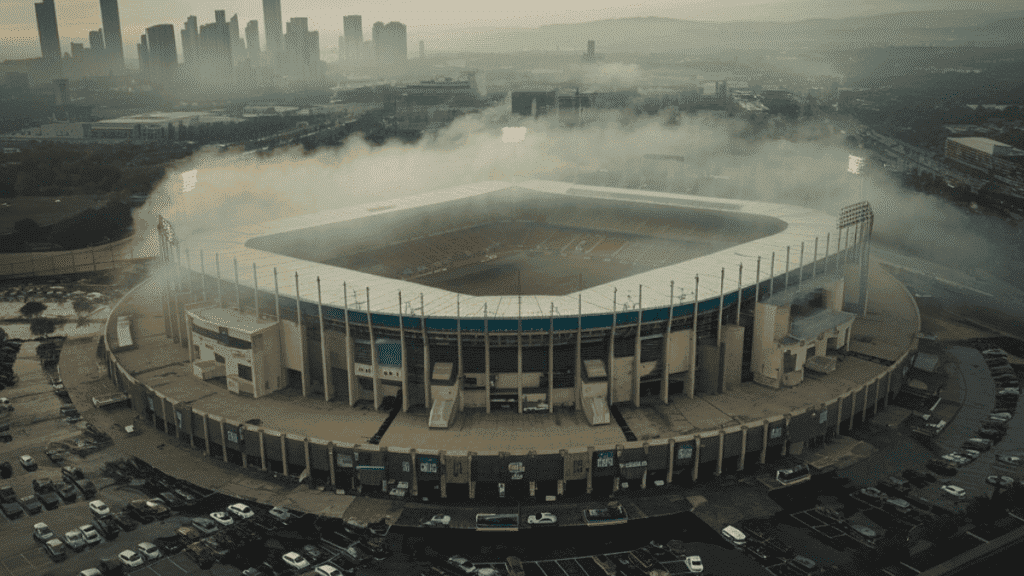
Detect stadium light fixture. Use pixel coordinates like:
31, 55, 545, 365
847, 155, 865, 175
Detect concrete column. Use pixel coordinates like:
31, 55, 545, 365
548, 304, 554, 414
784, 246, 791, 290
318, 277, 331, 402
215, 253, 223, 307
234, 258, 242, 311
798, 242, 804, 288
484, 304, 491, 414
576, 295, 583, 410
663, 282, 674, 405
161, 399, 170, 434
273, 268, 281, 320
304, 438, 311, 477
641, 443, 649, 489
296, 273, 309, 398
219, 419, 228, 462
759, 420, 769, 465
689, 275, 699, 399
203, 413, 211, 457
411, 449, 418, 497
717, 268, 725, 347
613, 445, 622, 492
610, 289, 617, 406
258, 430, 267, 471
586, 446, 594, 494
200, 251, 208, 302
253, 263, 260, 317
633, 286, 642, 408
781, 414, 791, 457
825, 232, 831, 273
240, 428, 248, 468
861, 385, 869, 423
755, 256, 761, 304
189, 415, 196, 450
368, 287, 381, 411
812, 237, 818, 279
736, 263, 743, 325
328, 444, 337, 487
691, 436, 701, 482
399, 292, 409, 412
281, 434, 289, 476
468, 452, 475, 499
884, 371, 892, 407
874, 378, 880, 415
530, 481, 536, 497
439, 451, 447, 499
666, 439, 675, 484
518, 297, 524, 414
421, 294, 431, 410
737, 426, 748, 472
715, 429, 725, 476
343, 282, 356, 407
836, 395, 845, 436
557, 479, 564, 496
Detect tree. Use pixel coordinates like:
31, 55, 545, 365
71, 298, 96, 320
29, 317, 57, 337
19, 301, 47, 318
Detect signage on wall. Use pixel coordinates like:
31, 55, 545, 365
419, 456, 438, 474
226, 430, 239, 444
508, 461, 525, 480
675, 445, 693, 463
336, 453, 354, 468
620, 460, 647, 469
819, 410, 828, 424
596, 451, 615, 468
770, 426, 784, 439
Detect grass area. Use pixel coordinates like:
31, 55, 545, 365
0, 195, 103, 233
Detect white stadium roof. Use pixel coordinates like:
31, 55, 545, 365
176, 180, 840, 319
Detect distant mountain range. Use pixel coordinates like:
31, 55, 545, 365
419, 10, 1024, 54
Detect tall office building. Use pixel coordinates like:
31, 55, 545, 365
228, 14, 245, 64
144, 24, 177, 83
377, 21, 407, 67
262, 0, 283, 55
89, 29, 104, 52
137, 34, 148, 75
34, 0, 61, 61
215, 10, 226, 25
343, 15, 362, 60
181, 16, 199, 66
245, 20, 260, 65
371, 21, 384, 60
199, 20, 232, 79
99, 0, 124, 70
419, 40, 425, 59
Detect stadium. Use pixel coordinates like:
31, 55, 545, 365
103, 179, 918, 500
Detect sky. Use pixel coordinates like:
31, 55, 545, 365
2, 0, 1020, 60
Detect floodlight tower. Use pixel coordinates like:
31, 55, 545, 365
838, 200, 873, 317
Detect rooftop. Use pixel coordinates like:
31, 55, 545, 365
948, 136, 1024, 157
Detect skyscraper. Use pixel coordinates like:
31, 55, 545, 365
89, 29, 104, 52
262, 0, 283, 55
419, 40, 424, 59
343, 15, 362, 60
181, 16, 199, 66
372, 21, 383, 60
137, 34, 148, 75
99, 0, 124, 70
215, 10, 226, 25
228, 14, 245, 64
199, 20, 232, 79
377, 21, 407, 67
144, 24, 177, 83
34, 0, 61, 61
245, 20, 260, 65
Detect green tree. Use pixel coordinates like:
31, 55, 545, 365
71, 298, 96, 319
29, 317, 57, 337
19, 301, 47, 318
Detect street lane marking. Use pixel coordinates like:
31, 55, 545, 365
966, 531, 989, 543
899, 562, 921, 574
167, 557, 189, 573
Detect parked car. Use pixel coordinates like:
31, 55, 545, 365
228, 503, 255, 519
880, 476, 911, 494
93, 516, 120, 540
111, 511, 137, 532
982, 348, 1007, 358
0, 485, 14, 503
63, 529, 87, 552
173, 488, 197, 505
927, 458, 958, 476
422, 513, 451, 527
19, 455, 37, 471
902, 469, 937, 487
282, 552, 310, 570
979, 426, 1006, 440
56, 482, 77, 502
964, 438, 994, 451
32, 478, 55, 493
144, 499, 171, 519
118, 549, 145, 568
44, 538, 68, 562
942, 453, 971, 466
21, 495, 43, 514
526, 512, 557, 525
446, 555, 478, 575
158, 491, 184, 508
137, 542, 162, 560
859, 487, 886, 500
685, 556, 704, 573
1, 500, 22, 519
721, 525, 747, 547
507, 556, 527, 576
61, 465, 84, 481
89, 500, 111, 517
268, 506, 292, 523
941, 485, 966, 498
210, 511, 234, 526
314, 565, 349, 576
33, 522, 56, 543
302, 544, 326, 563
192, 516, 219, 534
996, 454, 1022, 465
986, 475, 1015, 488
38, 491, 60, 510
80, 524, 102, 545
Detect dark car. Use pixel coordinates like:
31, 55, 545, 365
93, 516, 121, 540
153, 535, 185, 554
902, 469, 937, 487
56, 482, 77, 502
38, 491, 60, 510
979, 426, 1006, 440
32, 478, 55, 493
75, 478, 97, 498
301, 544, 326, 563
926, 458, 958, 476
173, 489, 198, 505
159, 491, 184, 508
0, 461, 11, 478
20, 494, 43, 514
124, 501, 154, 523
61, 466, 84, 481
0, 485, 15, 503
880, 476, 911, 495
97, 557, 126, 575
112, 511, 138, 532
1, 500, 22, 519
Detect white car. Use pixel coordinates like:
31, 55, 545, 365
268, 506, 292, 522
997, 454, 1022, 465
941, 484, 966, 498
118, 549, 145, 568
685, 555, 704, 574
19, 455, 37, 470
941, 453, 971, 466
526, 512, 557, 525
210, 511, 234, 526
79, 524, 102, 545
227, 503, 255, 519
89, 500, 111, 517
137, 542, 162, 560
315, 565, 343, 576
423, 513, 451, 527
447, 556, 478, 575
64, 529, 87, 551
282, 552, 310, 570
986, 475, 1015, 488
961, 449, 981, 461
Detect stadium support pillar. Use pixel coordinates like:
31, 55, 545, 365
688, 276, 698, 399
769, 252, 776, 297
517, 296, 523, 414
410, 449, 418, 497
781, 414, 791, 457
737, 426, 748, 472
242, 443, 248, 468
456, 295, 463, 412
439, 451, 447, 499
754, 256, 761, 305
468, 452, 476, 499
557, 479, 564, 496
609, 289, 617, 405
344, 283, 356, 407
759, 420, 769, 465
296, 273, 309, 398
273, 268, 281, 320
368, 287, 381, 411
586, 446, 594, 494
666, 439, 675, 484
641, 443, 649, 489
812, 237, 819, 279
215, 254, 223, 307
234, 257, 241, 311
836, 394, 846, 436
203, 413, 211, 457
717, 268, 724, 347
258, 429, 267, 471
736, 263, 743, 325
691, 436, 701, 482
188, 411, 196, 450
861, 384, 869, 423
318, 278, 332, 402
662, 282, 674, 405
633, 286, 642, 408
798, 242, 804, 288
613, 445, 622, 492
281, 434, 289, 477
399, 292, 408, 412
576, 295, 583, 409
484, 303, 491, 414
784, 246, 791, 290
253, 263, 260, 317
825, 232, 831, 273
219, 419, 228, 463
161, 399, 170, 434
422, 294, 431, 410
874, 377, 880, 415
328, 444, 336, 487
715, 429, 725, 476
200, 251, 207, 302
303, 438, 311, 479
548, 304, 554, 414
884, 372, 892, 407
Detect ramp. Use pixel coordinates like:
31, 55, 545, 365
583, 396, 611, 426
428, 398, 456, 429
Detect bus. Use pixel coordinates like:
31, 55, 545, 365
475, 513, 519, 532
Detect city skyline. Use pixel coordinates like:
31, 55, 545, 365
6, 0, 1023, 61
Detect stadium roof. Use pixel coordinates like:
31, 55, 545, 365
177, 180, 840, 320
